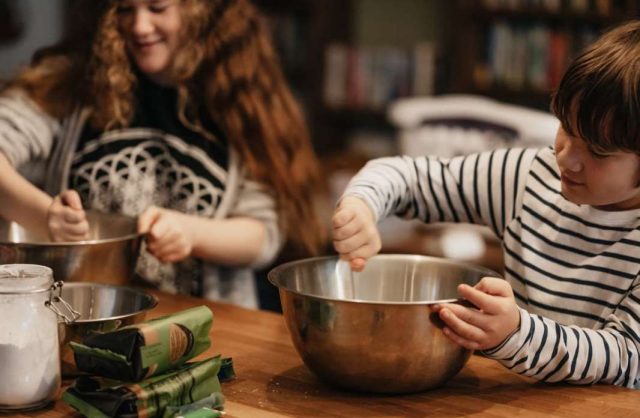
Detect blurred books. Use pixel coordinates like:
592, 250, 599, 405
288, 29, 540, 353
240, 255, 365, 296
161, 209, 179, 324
324, 42, 436, 110
477, 21, 598, 91
481, 0, 618, 15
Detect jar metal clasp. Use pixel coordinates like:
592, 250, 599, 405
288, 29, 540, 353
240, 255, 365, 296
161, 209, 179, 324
45, 281, 80, 324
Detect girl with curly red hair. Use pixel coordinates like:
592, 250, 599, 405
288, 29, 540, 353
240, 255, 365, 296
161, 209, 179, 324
0, 0, 325, 307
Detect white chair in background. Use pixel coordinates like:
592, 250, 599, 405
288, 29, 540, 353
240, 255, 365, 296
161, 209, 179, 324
389, 94, 559, 158
383, 94, 559, 263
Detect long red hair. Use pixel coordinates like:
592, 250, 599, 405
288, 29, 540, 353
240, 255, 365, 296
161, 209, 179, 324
9, 0, 326, 255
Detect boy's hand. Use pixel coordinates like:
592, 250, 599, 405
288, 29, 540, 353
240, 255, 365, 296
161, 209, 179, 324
47, 189, 90, 242
431, 277, 520, 351
331, 196, 381, 271
138, 206, 194, 263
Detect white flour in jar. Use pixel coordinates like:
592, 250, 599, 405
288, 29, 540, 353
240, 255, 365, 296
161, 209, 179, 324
0, 290, 61, 407
0, 342, 60, 406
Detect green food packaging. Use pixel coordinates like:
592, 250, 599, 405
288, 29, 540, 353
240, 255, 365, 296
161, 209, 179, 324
70, 306, 213, 381
176, 408, 223, 418
164, 393, 225, 418
63, 357, 223, 418
62, 356, 224, 418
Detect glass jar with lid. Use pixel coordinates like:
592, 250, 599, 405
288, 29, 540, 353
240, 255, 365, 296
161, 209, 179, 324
0, 264, 78, 411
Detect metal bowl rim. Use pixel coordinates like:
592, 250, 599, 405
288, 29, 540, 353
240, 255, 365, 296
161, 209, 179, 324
0, 231, 145, 247
62, 282, 158, 323
267, 254, 501, 306
0, 210, 144, 246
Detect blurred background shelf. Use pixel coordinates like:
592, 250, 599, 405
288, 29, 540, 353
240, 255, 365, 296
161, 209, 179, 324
254, 0, 639, 157
2, 0, 638, 311
252, 0, 639, 309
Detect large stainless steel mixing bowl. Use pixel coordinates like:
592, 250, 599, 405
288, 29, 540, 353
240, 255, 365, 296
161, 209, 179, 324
0, 211, 143, 285
58, 282, 158, 376
268, 254, 500, 394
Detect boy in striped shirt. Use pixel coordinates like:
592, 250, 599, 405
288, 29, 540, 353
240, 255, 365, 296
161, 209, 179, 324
332, 21, 640, 387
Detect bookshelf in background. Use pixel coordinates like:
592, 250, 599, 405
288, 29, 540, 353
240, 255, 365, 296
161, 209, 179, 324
0, 0, 24, 43
257, 0, 446, 156
319, 0, 445, 157
323, 43, 436, 112
254, 0, 353, 155
319, 41, 438, 159
449, 0, 640, 110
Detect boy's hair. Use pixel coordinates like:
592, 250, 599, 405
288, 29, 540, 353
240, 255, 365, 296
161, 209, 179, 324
551, 20, 640, 153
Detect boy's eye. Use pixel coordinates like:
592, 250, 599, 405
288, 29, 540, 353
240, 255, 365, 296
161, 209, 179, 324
588, 148, 611, 159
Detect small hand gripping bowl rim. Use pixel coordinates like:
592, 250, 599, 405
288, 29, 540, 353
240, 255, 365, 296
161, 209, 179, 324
0, 210, 144, 286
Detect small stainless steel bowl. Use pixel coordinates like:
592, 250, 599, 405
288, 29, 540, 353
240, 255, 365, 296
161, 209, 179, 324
58, 282, 158, 376
268, 254, 499, 394
0, 210, 143, 285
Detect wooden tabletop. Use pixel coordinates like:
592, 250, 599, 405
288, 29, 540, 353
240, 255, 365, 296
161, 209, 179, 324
8, 290, 640, 418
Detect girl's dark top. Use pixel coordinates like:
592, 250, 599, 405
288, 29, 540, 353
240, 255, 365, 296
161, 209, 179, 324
69, 75, 229, 296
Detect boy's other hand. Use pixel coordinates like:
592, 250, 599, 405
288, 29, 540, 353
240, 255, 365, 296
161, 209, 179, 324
47, 189, 90, 242
138, 206, 194, 263
431, 277, 520, 351
331, 196, 381, 272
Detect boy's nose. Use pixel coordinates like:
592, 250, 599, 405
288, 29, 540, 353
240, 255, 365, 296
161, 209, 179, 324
558, 143, 584, 173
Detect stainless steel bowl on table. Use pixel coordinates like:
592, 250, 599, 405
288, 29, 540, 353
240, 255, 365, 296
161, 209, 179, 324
0, 211, 143, 285
58, 282, 158, 376
268, 254, 499, 394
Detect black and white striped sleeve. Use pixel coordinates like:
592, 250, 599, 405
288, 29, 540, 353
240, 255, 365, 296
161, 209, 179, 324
342, 148, 538, 236
484, 280, 640, 388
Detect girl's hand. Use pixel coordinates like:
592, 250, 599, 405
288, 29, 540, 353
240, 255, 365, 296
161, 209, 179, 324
431, 277, 521, 351
138, 206, 194, 263
331, 196, 381, 271
47, 190, 90, 241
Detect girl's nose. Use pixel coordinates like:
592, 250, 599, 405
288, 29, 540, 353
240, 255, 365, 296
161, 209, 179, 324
131, 10, 154, 36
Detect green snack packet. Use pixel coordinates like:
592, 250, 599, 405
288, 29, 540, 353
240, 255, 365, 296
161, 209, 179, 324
176, 408, 223, 418
62, 357, 223, 418
218, 357, 235, 382
71, 306, 213, 381
164, 393, 225, 418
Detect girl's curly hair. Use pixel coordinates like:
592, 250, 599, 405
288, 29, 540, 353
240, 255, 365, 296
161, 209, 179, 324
10, 0, 326, 255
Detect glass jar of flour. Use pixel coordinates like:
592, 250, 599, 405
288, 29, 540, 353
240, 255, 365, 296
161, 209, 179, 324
0, 264, 79, 411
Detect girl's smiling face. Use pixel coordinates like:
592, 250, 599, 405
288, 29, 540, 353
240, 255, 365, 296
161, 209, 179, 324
116, 0, 182, 85
554, 126, 640, 211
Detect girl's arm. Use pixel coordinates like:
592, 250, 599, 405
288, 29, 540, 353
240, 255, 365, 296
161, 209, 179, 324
0, 152, 52, 237
0, 90, 89, 240
139, 177, 282, 268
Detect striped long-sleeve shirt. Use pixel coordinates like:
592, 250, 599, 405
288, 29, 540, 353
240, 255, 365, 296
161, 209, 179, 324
343, 147, 640, 388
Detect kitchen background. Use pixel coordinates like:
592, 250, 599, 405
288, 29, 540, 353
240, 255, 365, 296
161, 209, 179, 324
1, 0, 638, 310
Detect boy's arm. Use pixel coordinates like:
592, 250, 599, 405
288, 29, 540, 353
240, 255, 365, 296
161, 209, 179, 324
483, 281, 640, 387
342, 148, 538, 236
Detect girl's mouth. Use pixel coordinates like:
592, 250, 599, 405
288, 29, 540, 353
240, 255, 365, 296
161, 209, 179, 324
133, 39, 162, 51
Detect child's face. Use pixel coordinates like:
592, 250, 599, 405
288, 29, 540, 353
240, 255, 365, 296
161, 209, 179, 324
554, 126, 640, 210
116, 0, 182, 85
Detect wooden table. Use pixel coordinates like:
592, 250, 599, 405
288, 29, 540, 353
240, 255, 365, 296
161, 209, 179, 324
10, 290, 640, 418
